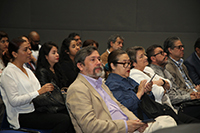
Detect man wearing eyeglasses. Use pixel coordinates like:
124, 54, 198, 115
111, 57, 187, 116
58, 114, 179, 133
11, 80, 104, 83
67, 46, 156, 133
163, 36, 200, 92
146, 44, 200, 120
28, 31, 41, 60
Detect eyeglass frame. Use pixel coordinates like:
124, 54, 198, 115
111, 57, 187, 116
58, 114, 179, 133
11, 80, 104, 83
173, 45, 184, 49
114, 61, 132, 68
152, 51, 165, 56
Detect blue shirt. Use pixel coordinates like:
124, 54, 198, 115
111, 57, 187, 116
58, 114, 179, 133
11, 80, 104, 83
105, 73, 155, 120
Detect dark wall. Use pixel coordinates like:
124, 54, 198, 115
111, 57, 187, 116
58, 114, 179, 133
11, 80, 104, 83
0, 0, 200, 58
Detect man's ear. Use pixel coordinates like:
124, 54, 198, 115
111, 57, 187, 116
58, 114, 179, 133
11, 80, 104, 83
110, 42, 114, 47
168, 47, 172, 54
151, 56, 156, 63
195, 47, 200, 54
12, 51, 18, 58
77, 63, 84, 71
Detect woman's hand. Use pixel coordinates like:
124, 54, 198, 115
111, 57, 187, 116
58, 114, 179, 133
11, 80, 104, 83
137, 80, 147, 99
38, 83, 54, 95
144, 81, 152, 93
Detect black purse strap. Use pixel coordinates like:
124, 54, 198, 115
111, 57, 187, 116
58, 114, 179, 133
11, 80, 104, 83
132, 85, 144, 120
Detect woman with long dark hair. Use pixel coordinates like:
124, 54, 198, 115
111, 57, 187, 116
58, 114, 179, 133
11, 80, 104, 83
35, 41, 75, 132
59, 37, 80, 86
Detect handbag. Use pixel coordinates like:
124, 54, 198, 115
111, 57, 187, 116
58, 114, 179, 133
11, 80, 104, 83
176, 99, 200, 112
133, 87, 179, 122
32, 81, 66, 113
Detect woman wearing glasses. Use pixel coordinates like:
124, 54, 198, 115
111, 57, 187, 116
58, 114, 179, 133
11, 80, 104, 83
105, 49, 177, 130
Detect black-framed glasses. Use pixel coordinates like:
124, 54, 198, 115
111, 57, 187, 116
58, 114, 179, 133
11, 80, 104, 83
114, 61, 131, 68
173, 45, 184, 49
153, 51, 165, 56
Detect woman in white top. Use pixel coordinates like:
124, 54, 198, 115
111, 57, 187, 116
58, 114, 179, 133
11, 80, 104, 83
126, 46, 173, 108
0, 38, 72, 133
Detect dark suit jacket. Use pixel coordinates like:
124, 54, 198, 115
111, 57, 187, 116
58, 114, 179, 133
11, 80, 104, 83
184, 52, 200, 85
66, 74, 137, 133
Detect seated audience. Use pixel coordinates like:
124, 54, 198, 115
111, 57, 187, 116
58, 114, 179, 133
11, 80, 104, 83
0, 38, 72, 133
101, 34, 124, 66
0, 31, 9, 74
184, 37, 200, 85
35, 41, 74, 132
0, 31, 9, 127
59, 38, 80, 86
106, 49, 200, 124
68, 32, 82, 48
146, 44, 200, 120
66, 46, 177, 133
163, 36, 200, 92
82, 39, 99, 48
127, 46, 172, 106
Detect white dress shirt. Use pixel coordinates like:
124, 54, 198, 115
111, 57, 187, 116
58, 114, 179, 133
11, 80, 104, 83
0, 62, 40, 129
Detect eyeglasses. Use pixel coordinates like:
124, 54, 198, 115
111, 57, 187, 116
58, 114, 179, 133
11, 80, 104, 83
0, 40, 9, 44
153, 51, 165, 56
114, 61, 131, 68
173, 45, 184, 49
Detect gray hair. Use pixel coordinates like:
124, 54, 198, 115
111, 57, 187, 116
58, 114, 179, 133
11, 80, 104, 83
107, 34, 124, 49
75, 46, 98, 67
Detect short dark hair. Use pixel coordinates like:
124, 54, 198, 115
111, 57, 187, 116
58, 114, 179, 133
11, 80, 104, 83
108, 49, 127, 72
75, 46, 97, 68
163, 36, 180, 56
194, 37, 200, 51
8, 38, 26, 60
146, 44, 163, 64
0, 31, 9, 40
107, 34, 124, 49
68, 32, 80, 39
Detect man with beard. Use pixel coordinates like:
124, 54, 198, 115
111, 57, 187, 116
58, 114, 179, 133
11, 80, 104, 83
163, 36, 200, 92
146, 44, 200, 120
101, 34, 124, 66
28, 31, 41, 60
66, 46, 150, 133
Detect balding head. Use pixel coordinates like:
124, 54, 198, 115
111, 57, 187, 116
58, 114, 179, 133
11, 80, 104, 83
28, 31, 40, 50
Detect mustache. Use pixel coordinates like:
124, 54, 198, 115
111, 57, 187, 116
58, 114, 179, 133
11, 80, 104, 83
93, 66, 103, 72
162, 56, 167, 61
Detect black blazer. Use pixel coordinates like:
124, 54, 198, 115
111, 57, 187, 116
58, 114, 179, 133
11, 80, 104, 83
184, 52, 200, 85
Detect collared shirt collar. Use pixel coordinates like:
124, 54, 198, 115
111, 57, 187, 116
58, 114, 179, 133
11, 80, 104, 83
169, 56, 183, 67
80, 73, 103, 89
108, 73, 138, 90
107, 49, 111, 54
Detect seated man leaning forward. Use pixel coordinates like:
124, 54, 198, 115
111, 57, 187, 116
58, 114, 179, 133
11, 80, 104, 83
66, 46, 177, 133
